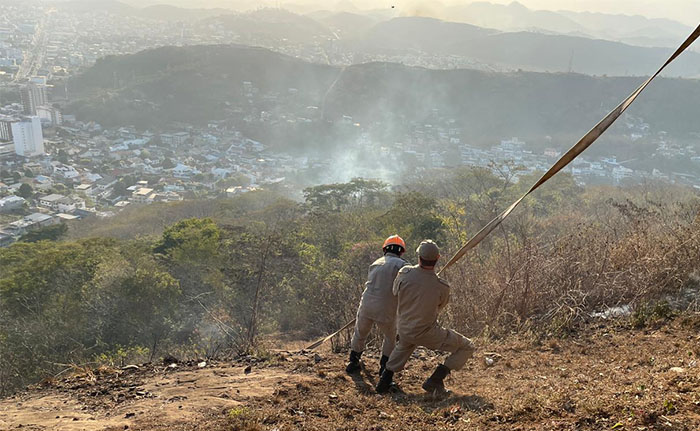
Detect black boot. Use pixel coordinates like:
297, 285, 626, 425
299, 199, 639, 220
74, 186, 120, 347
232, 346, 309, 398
378, 355, 389, 376
375, 369, 394, 394
422, 364, 450, 395
345, 350, 362, 374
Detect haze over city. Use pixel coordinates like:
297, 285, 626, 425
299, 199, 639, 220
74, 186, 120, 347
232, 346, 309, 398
1, 1, 700, 429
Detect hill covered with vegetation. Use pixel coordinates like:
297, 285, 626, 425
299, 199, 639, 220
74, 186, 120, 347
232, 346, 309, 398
2, 169, 698, 397
357, 17, 700, 76
68, 44, 700, 146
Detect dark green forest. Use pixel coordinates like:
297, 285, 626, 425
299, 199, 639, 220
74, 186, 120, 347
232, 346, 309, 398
1, 169, 699, 396
67, 45, 700, 142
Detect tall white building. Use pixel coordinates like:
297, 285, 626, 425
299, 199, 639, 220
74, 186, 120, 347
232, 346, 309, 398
11, 116, 45, 157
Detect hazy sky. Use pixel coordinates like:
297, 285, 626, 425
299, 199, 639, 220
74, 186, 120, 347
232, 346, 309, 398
333, 1, 700, 26
120, 1, 700, 27
476, 1, 699, 25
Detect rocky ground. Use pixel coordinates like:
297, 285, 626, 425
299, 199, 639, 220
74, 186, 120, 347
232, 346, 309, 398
2, 314, 700, 431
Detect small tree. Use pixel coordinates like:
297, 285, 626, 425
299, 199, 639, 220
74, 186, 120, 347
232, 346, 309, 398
17, 183, 33, 199
20, 224, 68, 243
57, 150, 69, 164
162, 158, 175, 169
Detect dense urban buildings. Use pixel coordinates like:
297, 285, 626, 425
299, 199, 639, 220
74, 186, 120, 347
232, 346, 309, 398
0, 2, 698, 248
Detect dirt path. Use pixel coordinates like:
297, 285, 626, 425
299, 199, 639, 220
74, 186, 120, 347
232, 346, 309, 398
2, 317, 700, 430
0, 361, 310, 431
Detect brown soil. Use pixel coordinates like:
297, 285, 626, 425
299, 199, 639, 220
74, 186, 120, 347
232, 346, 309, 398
2, 316, 700, 430
0, 357, 311, 431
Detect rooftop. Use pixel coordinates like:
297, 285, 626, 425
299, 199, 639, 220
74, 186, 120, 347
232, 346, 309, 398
40, 193, 66, 203
134, 188, 154, 196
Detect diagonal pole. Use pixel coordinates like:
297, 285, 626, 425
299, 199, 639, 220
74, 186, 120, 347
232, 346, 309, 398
439, 24, 700, 275
307, 24, 700, 351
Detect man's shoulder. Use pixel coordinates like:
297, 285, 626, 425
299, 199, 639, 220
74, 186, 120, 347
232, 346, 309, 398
398, 264, 418, 275
436, 276, 450, 288
389, 256, 408, 268
374, 255, 407, 269
384, 253, 407, 264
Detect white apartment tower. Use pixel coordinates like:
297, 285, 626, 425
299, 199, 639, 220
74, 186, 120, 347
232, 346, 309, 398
11, 116, 45, 157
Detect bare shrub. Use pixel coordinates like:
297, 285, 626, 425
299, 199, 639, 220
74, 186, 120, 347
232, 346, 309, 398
443, 187, 700, 338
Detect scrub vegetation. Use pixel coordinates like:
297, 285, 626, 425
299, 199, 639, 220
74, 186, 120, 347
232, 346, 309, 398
1, 168, 699, 397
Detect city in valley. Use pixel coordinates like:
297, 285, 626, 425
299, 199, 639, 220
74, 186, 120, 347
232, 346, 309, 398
3, 2, 700, 430
1, 1, 699, 248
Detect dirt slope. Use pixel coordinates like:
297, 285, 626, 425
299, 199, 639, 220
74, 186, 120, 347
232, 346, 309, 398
2, 316, 700, 431
0, 358, 311, 431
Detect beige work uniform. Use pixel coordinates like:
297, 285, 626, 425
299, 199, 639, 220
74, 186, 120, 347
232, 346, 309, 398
350, 253, 406, 356
386, 265, 474, 372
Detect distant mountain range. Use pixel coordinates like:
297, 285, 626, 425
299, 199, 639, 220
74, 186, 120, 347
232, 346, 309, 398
197, 10, 700, 77
53, 1, 700, 77
68, 44, 700, 145
355, 17, 700, 77
442, 2, 694, 49
71, 0, 695, 51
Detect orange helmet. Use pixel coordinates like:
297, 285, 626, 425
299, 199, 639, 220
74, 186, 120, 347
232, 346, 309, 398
382, 235, 406, 251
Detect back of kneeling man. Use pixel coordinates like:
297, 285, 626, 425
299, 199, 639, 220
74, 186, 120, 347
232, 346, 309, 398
376, 239, 475, 395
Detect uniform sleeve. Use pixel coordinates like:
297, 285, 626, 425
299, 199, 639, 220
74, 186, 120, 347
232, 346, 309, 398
438, 285, 450, 311
393, 265, 411, 296
392, 273, 402, 296
391, 261, 401, 281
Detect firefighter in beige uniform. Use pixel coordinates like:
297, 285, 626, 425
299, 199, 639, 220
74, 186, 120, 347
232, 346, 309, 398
376, 239, 475, 394
345, 235, 407, 376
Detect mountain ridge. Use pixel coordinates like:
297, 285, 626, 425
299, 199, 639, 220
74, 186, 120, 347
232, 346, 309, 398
358, 17, 700, 77
67, 44, 700, 143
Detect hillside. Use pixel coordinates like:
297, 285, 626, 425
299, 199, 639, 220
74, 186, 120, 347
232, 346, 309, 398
2, 168, 699, 428
57, 0, 234, 21
67, 44, 700, 141
359, 17, 700, 76
307, 10, 381, 39
446, 1, 587, 35
138, 4, 230, 21
557, 10, 693, 47
50, 2, 700, 75
67, 44, 338, 130
442, 1, 694, 48
2, 317, 700, 430
203, 9, 334, 44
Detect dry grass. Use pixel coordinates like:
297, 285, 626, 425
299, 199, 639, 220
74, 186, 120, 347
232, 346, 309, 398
203, 316, 700, 431
4, 315, 700, 430
441, 195, 700, 339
